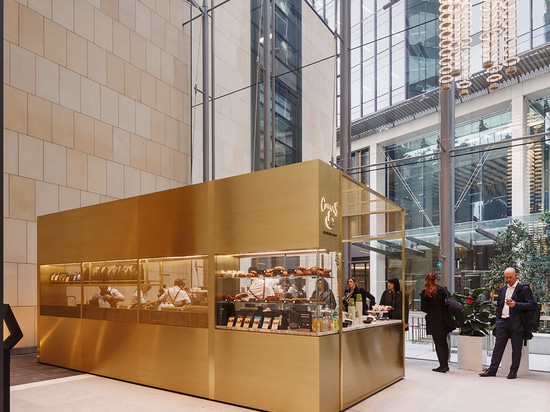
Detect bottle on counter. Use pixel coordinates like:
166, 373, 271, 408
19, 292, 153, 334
348, 297, 356, 324
313, 316, 319, 332
332, 310, 339, 331
356, 293, 363, 323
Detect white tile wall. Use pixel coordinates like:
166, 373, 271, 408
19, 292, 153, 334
59, 67, 82, 111
100, 85, 119, 126
10, 45, 36, 94
74, 0, 95, 42
43, 142, 67, 186
124, 166, 141, 197
52, 0, 75, 31
81, 77, 101, 119
28, 0, 52, 18
18, 263, 38, 306
94, 8, 113, 52
106, 160, 124, 198
3, 262, 18, 304
4, 129, 19, 175
35, 181, 59, 217
4, 218, 27, 263
113, 128, 131, 166
87, 155, 107, 195
140, 170, 156, 195
26, 221, 37, 265
36, 56, 60, 103
59, 186, 81, 211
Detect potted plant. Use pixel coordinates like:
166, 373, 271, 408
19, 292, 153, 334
452, 287, 495, 371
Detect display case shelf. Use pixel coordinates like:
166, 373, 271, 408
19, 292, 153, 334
215, 249, 338, 335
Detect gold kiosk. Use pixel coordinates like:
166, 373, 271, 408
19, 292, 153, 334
38, 160, 405, 412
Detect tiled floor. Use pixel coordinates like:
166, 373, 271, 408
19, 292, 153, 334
9, 353, 83, 386
9, 344, 550, 412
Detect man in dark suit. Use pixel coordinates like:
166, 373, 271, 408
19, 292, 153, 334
480, 267, 535, 379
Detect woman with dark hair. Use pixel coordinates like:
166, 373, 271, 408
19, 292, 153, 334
310, 278, 337, 309
379, 277, 409, 328
342, 277, 375, 314
420, 272, 450, 373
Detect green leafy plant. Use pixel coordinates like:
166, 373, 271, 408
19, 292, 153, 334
484, 214, 550, 304
452, 287, 495, 336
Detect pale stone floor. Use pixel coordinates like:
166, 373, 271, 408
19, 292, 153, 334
9, 341, 550, 411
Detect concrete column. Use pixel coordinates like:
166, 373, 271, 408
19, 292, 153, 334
510, 94, 529, 217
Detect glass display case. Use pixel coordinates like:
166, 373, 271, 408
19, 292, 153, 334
40, 262, 83, 318
138, 256, 208, 328
215, 249, 338, 334
81, 259, 140, 322
40, 256, 209, 327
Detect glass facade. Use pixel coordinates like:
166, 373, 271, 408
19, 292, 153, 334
251, 0, 303, 170
386, 112, 513, 229
311, 0, 550, 119
528, 97, 550, 212
406, 0, 439, 97
310, 1, 550, 333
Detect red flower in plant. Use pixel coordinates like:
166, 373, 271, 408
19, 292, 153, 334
465, 295, 474, 305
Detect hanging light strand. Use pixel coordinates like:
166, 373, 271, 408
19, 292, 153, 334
456, 0, 472, 96
503, 0, 520, 75
439, 0, 520, 94
438, 0, 454, 91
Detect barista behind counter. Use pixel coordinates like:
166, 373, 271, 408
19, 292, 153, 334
91, 285, 125, 308
158, 278, 191, 309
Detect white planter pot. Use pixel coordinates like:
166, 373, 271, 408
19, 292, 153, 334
457, 335, 487, 371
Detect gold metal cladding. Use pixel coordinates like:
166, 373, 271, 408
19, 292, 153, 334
38, 316, 82, 370
81, 319, 140, 382
38, 184, 213, 265
137, 183, 212, 257
37, 160, 404, 410
214, 329, 340, 412
138, 324, 209, 397
37, 208, 87, 265
341, 322, 404, 409
213, 160, 341, 253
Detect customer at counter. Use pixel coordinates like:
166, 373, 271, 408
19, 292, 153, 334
158, 278, 191, 307
343, 277, 375, 314
420, 272, 450, 373
91, 285, 125, 308
310, 278, 337, 310
379, 277, 409, 330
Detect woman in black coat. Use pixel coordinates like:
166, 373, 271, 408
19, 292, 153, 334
379, 277, 409, 328
343, 277, 375, 315
420, 272, 450, 373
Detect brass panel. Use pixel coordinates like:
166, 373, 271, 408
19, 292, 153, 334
37, 210, 84, 264
318, 159, 342, 252
342, 323, 404, 409
137, 184, 211, 257
214, 329, 339, 412
137, 324, 209, 397
81, 319, 139, 382
37, 160, 404, 412
80, 198, 140, 261
38, 316, 82, 370
213, 160, 340, 253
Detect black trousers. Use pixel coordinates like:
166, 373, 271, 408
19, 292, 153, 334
432, 333, 449, 368
489, 318, 524, 373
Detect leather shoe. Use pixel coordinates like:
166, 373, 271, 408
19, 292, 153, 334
479, 369, 497, 377
507, 372, 517, 379
432, 366, 449, 373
